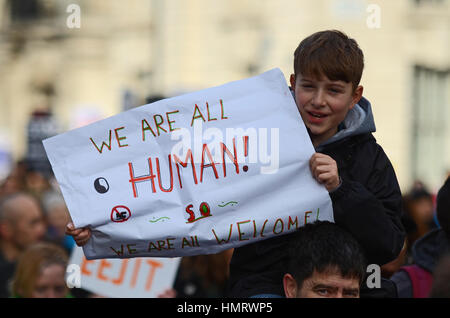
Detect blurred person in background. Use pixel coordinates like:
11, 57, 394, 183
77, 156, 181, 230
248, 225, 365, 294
391, 176, 450, 298
41, 190, 75, 254
380, 213, 418, 278
11, 242, 70, 298
24, 166, 51, 202
174, 249, 233, 298
0, 192, 46, 297
403, 182, 436, 246
429, 253, 450, 298
0, 160, 27, 198
380, 239, 408, 279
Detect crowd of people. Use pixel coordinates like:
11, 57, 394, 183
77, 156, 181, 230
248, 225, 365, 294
0, 159, 447, 298
0, 30, 449, 299
0, 159, 233, 298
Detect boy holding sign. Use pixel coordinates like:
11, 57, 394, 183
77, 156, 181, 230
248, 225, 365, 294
226, 30, 405, 297
67, 30, 405, 298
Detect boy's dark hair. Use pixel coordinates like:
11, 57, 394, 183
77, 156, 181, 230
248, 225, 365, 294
286, 221, 367, 288
293, 30, 364, 90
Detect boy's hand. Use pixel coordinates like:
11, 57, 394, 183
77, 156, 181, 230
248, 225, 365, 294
309, 153, 341, 192
66, 222, 91, 246
157, 288, 177, 298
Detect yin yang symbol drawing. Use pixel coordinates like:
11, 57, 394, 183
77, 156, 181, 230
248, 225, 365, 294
94, 177, 109, 194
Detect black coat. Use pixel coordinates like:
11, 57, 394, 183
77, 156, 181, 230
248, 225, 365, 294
227, 132, 406, 297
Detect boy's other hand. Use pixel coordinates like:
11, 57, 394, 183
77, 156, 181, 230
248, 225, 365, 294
309, 153, 341, 192
157, 288, 177, 298
66, 222, 91, 246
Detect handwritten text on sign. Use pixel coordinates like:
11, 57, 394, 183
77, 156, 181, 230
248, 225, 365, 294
44, 68, 334, 260
67, 247, 180, 298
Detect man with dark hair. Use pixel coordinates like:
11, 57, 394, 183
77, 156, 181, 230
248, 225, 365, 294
283, 221, 366, 298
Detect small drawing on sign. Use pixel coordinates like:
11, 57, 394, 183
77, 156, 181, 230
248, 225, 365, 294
111, 205, 131, 223
218, 201, 238, 207
149, 217, 170, 223
185, 202, 212, 224
94, 177, 109, 194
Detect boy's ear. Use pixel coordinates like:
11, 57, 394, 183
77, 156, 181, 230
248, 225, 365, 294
290, 74, 296, 89
350, 85, 364, 109
283, 273, 298, 298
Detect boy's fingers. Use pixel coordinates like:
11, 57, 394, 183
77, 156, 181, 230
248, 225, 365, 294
66, 227, 82, 236
76, 228, 91, 240
314, 164, 334, 173
317, 172, 340, 190
317, 171, 333, 181
310, 154, 335, 170
75, 239, 89, 247
76, 232, 90, 241
311, 152, 330, 161
74, 232, 91, 246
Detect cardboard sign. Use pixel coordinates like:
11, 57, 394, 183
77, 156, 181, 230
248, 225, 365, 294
44, 68, 334, 260
67, 247, 180, 298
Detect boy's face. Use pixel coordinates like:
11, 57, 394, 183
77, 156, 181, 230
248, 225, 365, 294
290, 73, 363, 146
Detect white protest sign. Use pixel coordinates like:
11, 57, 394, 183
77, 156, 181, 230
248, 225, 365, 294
67, 247, 180, 298
44, 68, 334, 260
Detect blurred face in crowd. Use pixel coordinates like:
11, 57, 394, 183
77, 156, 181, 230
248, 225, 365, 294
46, 204, 71, 237
410, 197, 434, 224
25, 171, 50, 196
284, 268, 360, 298
2, 195, 46, 249
290, 73, 363, 147
31, 263, 67, 298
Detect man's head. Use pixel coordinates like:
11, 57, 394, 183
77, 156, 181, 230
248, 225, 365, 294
0, 193, 46, 253
290, 30, 364, 146
283, 221, 366, 298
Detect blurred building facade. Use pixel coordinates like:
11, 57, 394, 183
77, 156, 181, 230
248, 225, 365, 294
0, 0, 449, 191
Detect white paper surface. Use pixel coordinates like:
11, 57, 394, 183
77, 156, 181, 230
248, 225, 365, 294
44, 68, 334, 260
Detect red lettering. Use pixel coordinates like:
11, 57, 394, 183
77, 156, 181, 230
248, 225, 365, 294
155, 155, 174, 192
173, 149, 198, 188
200, 143, 219, 182
145, 260, 163, 291
97, 259, 112, 281
221, 139, 239, 177
111, 260, 129, 285
128, 158, 157, 198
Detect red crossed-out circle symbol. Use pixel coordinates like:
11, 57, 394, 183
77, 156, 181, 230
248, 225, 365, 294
111, 205, 131, 223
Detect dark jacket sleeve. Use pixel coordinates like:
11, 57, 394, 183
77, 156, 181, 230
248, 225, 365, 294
329, 140, 405, 265
390, 270, 413, 298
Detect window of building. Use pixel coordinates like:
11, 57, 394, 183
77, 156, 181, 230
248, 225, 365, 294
411, 65, 449, 189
